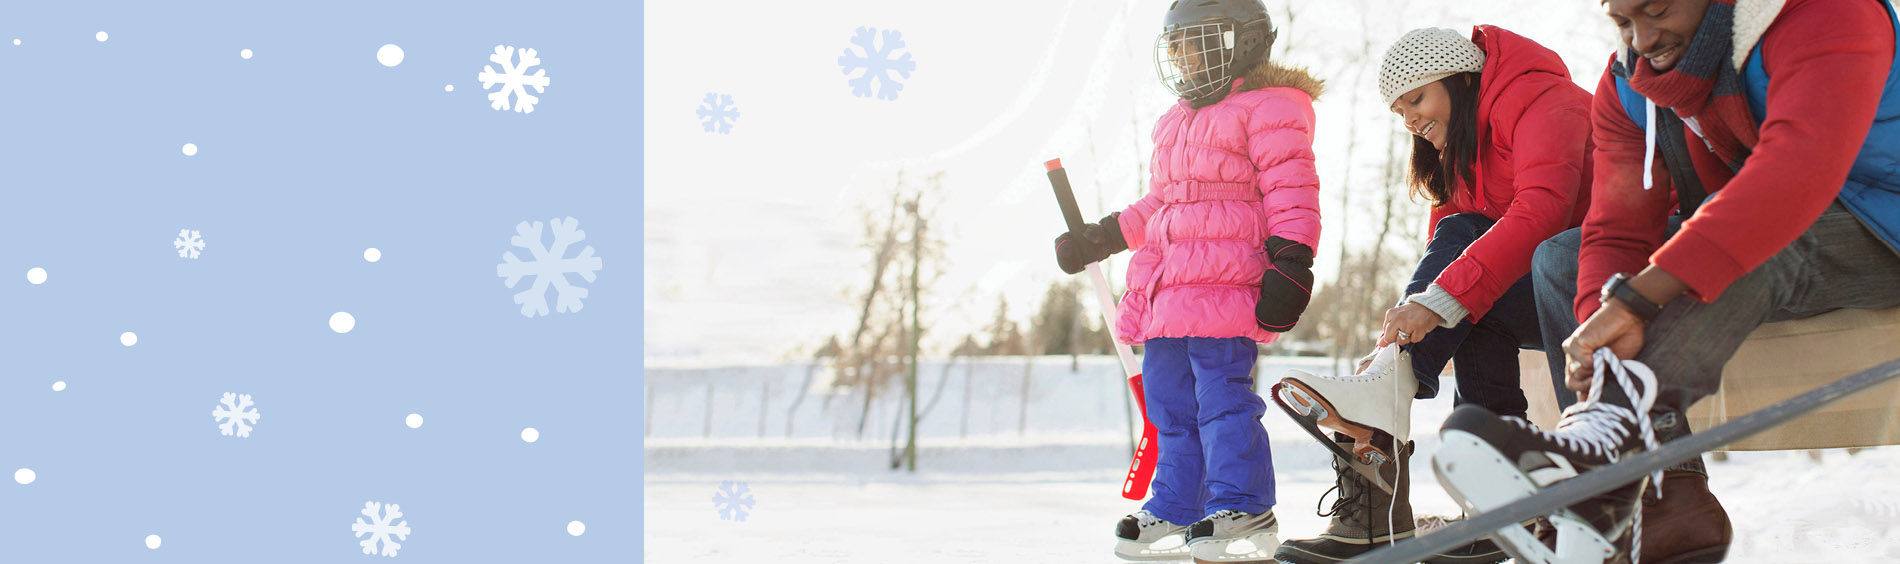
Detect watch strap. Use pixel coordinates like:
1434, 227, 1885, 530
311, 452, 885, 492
1609, 277, 1664, 323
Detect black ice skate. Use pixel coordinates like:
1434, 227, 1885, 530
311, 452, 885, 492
1432, 348, 1664, 564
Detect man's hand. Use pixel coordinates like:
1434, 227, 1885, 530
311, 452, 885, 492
1566, 265, 1689, 395
1378, 302, 1444, 347
1563, 299, 1648, 395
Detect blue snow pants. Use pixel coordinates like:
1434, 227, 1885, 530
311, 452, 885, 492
1138, 336, 1275, 526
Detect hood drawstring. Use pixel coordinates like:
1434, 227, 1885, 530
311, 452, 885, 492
1643, 98, 1658, 191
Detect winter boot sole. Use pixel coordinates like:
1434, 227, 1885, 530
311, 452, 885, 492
1433, 430, 1615, 564
1271, 379, 1402, 492
1646, 545, 1728, 564
1421, 541, 1510, 564
1114, 535, 1192, 562
1273, 534, 1507, 564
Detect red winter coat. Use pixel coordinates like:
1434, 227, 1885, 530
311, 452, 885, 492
1575, 0, 1895, 322
1426, 26, 1595, 321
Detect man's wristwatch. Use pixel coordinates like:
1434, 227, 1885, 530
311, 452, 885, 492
1601, 272, 1664, 323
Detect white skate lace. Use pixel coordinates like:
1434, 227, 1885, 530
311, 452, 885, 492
1205, 508, 1270, 532
1388, 343, 1402, 547
1413, 514, 1453, 536
1133, 509, 1166, 529
1510, 349, 1662, 469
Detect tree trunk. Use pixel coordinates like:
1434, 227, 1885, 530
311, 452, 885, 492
907, 195, 922, 472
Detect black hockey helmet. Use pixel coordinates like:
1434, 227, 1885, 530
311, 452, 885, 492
1154, 0, 1277, 108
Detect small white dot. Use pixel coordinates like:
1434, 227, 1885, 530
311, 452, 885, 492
567, 520, 585, 536
521, 427, 540, 443
376, 44, 404, 67
364, 248, 382, 262
14, 468, 35, 485
11, 39, 19, 46
95, 31, 108, 43
182, 143, 198, 157
52, 381, 65, 392
405, 413, 424, 428
120, 332, 138, 347
145, 534, 161, 549
444, 84, 454, 92
27, 267, 47, 284
330, 312, 355, 333
240, 48, 253, 60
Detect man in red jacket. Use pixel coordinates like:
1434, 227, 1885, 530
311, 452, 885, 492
1435, 0, 1900, 562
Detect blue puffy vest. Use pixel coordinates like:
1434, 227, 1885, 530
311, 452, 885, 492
1613, 0, 1900, 255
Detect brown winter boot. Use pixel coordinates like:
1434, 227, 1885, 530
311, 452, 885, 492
1635, 470, 1732, 564
1275, 439, 1506, 564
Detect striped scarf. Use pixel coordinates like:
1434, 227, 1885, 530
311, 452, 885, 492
1619, 0, 1759, 170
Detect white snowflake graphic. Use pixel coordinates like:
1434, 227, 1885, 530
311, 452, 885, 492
477, 45, 551, 114
696, 93, 740, 134
837, 27, 916, 101
712, 480, 756, 522
210, 392, 260, 438
352, 501, 411, 557
174, 229, 204, 259
497, 217, 603, 317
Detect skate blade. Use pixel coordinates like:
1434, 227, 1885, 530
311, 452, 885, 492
1114, 535, 1192, 562
1187, 530, 1280, 564
1433, 431, 1614, 564
1271, 380, 1398, 492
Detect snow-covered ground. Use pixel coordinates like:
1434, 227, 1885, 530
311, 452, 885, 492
645, 358, 1900, 563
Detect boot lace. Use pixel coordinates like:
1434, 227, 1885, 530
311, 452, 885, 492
1314, 457, 1374, 536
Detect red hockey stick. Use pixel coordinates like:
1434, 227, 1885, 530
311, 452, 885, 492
1046, 158, 1158, 501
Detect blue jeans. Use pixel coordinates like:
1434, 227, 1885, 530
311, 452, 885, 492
1531, 202, 1900, 473
1401, 213, 1544, 419
1139, 337, 1274, 525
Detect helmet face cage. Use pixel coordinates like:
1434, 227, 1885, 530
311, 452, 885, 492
1155, 21, 1237, 104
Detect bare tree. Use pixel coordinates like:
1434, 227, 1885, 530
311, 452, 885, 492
785, 336, 840, 437
824, 171, 949, 470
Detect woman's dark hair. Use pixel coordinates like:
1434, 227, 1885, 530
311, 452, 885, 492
1407, 72, 1482, 207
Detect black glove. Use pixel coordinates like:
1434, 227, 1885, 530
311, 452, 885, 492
1257, 236, 1315, 332
1053, 212, 1129, 274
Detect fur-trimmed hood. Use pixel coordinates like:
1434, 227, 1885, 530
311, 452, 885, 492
1236, 61, 1326, 101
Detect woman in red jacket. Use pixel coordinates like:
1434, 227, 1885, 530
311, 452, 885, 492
1269, 26, 1593, 564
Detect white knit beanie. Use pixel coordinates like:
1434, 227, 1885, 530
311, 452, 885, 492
1379, 27, 1486, 108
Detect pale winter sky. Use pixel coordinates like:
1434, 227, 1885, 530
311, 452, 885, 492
644, 0, 1618, 363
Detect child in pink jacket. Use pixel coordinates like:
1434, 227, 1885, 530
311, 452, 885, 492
1055, 1, 1321, 561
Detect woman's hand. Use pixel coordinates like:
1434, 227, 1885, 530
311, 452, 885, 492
1378, 302, 1444, 347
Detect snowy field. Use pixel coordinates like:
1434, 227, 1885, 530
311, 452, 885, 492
645, 358, 1900, 563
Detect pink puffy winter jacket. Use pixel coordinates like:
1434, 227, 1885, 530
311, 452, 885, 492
1114, 62, 1325, 346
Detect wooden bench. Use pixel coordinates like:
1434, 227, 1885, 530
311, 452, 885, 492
1517, 306, 1900, 451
